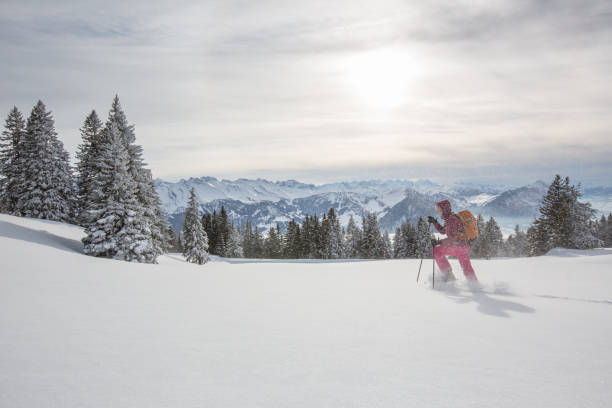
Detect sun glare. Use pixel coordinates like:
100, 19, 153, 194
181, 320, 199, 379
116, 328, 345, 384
345, 48, 417, 110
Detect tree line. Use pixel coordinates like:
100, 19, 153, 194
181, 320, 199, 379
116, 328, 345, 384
180, 175, 610, 263
0, 97, 175, 263
179, 189, 552, 262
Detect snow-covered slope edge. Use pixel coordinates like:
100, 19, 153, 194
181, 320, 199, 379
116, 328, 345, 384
1, 214, 611, 408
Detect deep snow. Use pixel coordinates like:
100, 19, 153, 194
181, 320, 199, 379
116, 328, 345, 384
1, 214, 611, 407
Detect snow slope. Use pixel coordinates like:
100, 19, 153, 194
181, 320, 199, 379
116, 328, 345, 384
1, 214, 611, 407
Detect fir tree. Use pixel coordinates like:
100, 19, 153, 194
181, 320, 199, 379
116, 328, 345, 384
106, 96, 170, 257
344, 215, 362, 258
75, 110, 103, 225
415, 217, 433, 259
528, 175, 600, 254
264, 224, 283, 259
505, 225, 529, 257
470, 214, 487, 258
325, 208, 343, 259
0, 107, 26, 213
382, 230, 392, 259
482, 217, 503, 259
82, 121, 156, 262
360, 213, 385, 259
284, 219, 302, 258
182, 188, 210, 264
14, 101, 75, 221
394, 221, 418, 258
226, 222, 244, 258
607, 214, 612, 247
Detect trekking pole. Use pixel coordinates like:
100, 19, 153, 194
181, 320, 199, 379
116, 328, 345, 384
432, 246, 435, 289
416, 255, 424, 282
430, 223, 435, 289
417, 223, 434, 285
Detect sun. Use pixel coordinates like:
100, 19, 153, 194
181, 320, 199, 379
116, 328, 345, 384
345, 48, 417, 110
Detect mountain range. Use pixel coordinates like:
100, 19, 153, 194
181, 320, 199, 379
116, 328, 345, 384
155, 177, 612, 234
154, 177, 611, 235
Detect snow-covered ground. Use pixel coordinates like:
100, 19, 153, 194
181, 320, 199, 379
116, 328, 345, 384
1, 214, 611, 407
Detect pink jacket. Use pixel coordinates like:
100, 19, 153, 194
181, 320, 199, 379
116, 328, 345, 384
433, 200, 467, 247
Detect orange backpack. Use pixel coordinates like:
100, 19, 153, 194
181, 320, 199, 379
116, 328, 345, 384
455, 210, 479, 241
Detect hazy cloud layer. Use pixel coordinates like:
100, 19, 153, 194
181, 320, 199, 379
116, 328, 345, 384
1, 0, 611, 186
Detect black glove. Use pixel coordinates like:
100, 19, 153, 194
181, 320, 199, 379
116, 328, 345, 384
427, 216, 438, 224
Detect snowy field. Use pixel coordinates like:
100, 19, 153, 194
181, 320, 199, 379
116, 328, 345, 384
1, 214, 611, 407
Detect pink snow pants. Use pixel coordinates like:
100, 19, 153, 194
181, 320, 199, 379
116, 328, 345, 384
433, 244, 477, 280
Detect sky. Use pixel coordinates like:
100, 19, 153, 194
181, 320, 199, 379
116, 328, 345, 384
1, 0, 611, 187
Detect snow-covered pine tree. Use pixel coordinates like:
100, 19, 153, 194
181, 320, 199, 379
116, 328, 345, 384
300, 215, 318, 258
82, 121, 157, 262
528, 175, 600, 254
226, 222, 244, 258
505, 225, 529, 257
14, 101, 75, 221
393, 227, 404, 258
0, 107, 26, 213
284, 219, 301, 258
343, 215, 362, 258
607, 214, 612, 247
325, 208, 343, 259
567, 184, 601, 249
527, 219, 550, 256
382, 230, 392, 259
393, 221, 418, 258
415, 217, 433, 259
264, 224, 283, 259
105, 96, 170, 257
215, 206, 231, 256
75, 110, 103, 225
483, 217, 503, 259
360, 213, 385, 259
470, 214, 487, 258
595, 215, 607, 245
253, 226, 265, 258
182, 188, 210, 264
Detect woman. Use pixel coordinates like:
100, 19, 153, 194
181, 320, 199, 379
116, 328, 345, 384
427, 200, 478, 282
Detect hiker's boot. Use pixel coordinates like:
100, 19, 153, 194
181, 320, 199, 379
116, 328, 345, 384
440, 269, 456, 283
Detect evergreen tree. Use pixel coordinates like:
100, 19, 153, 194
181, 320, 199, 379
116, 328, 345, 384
181, 188, 210, 264
393, 227, 404, 258
226, 222, 244, 258
470, 214, 487, 258
393, 221, 418, 258
607, 214, 612, 247
415, 217, 433, 259
284, 219, 302, 258
14, 101, 75, 221
324, 208, 343, 259
252, 226, 265, 258
382, 230, 392, 259
527, 220, 550, 256
202, 212, 213, 249
344, 215, 362, 258
528, 175, 600, 254
106, 96, 170, 257
482, 217, 503, 259
75, 110, 103, 225
595, 215, 607, 244
0, 107, 26, 213
264, 224, 283, 259
505, 224, 529, 257
215, 206, 230, 256
360, 213, 385, 259
82, 121, 156, 262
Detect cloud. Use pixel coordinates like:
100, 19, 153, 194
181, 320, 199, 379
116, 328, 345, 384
0, 0, 611, 186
